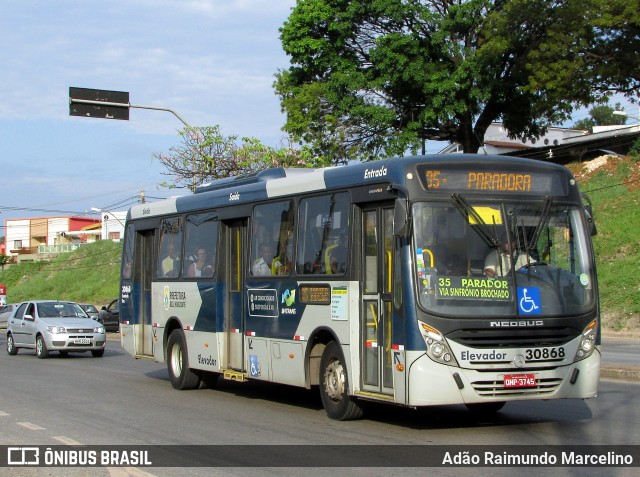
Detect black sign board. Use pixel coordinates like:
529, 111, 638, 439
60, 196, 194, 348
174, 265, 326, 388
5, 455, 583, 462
69, 87, 130, 120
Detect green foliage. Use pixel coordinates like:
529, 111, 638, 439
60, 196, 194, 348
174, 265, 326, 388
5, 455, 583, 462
276, 0, 640, 160
155, 126, 328, 190
573, 103, 628, 132
0, 240, 121, 306
629, 138, 640, 158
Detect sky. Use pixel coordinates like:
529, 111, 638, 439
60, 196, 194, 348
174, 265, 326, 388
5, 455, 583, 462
1, 0, 637, 232
0, 0, 297, 228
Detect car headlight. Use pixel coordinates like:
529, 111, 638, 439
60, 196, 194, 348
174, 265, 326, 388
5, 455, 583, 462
418, 321, 458, 366
47, 325, 67, 334
574, 319, 598, 361
95, 326, 105, 334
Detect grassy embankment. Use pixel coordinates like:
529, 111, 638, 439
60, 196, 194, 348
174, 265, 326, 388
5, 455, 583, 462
1, 155, 638, 330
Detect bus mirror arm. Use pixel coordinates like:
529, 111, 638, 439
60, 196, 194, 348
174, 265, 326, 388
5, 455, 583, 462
581, 193, 597, 236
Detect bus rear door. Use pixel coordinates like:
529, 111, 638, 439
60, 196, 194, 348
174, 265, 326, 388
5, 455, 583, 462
131, 229, 154, 357
222, 220, 247, 378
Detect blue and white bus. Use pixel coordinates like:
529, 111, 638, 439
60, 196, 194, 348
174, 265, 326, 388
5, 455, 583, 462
119, 154, 600, 420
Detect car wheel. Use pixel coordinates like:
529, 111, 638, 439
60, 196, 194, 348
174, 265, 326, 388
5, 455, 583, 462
91, 349, 105, 358
7, 334, 18, 355
36, 335, 49, 359
167, 329, 201, 390
319, 341, 364, 421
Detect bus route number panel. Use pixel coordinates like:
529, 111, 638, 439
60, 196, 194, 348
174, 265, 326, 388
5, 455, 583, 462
416, 166, 568, 195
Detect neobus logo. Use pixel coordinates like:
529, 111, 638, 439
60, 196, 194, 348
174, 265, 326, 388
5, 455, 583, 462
364, 166, 387, 179
229, 192, 240, 201
490, 320, 544, 328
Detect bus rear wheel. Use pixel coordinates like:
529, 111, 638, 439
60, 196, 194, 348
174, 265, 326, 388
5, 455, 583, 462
167, 329, 201, 390
319, 341, 364, 421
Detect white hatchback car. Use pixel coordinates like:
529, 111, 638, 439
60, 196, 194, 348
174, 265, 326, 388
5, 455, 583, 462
6, 301, 106, 358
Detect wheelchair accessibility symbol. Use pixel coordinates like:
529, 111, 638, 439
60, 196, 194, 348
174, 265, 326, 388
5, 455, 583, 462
249, 355, 260, 377
517, 287, 541, 315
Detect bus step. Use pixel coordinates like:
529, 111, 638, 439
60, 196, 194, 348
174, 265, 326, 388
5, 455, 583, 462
223, 370, 248, 382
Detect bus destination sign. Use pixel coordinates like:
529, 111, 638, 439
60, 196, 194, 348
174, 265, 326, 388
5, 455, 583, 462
417, 166, 567, 195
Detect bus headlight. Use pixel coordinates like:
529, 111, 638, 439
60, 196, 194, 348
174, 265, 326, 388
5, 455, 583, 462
418, 321, 458, 366
574, 319, 598, 361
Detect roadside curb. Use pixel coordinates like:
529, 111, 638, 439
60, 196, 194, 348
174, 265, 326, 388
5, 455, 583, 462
600, 365, 640, 383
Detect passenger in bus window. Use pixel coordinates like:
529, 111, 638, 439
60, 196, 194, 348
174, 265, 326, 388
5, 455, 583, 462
484, 231, 535, 278
187, 248, 214, 278
162, 244, 180, 278
329, 246, 347, 274
277, 239, 294, 275
252, 243, 282, 276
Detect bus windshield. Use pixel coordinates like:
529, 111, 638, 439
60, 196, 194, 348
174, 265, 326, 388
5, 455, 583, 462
413, 199, 596, 317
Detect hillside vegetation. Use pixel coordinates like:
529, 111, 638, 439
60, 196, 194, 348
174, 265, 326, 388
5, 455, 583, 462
0, 239, 121, 308
567, 154, 640, 332
1, 155, 638, 331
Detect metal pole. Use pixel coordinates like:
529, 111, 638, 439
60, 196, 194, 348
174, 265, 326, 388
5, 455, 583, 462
69, 98, 192, 128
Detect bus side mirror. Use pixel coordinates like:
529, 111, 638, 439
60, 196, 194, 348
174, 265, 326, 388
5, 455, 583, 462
393, 199, 409, 238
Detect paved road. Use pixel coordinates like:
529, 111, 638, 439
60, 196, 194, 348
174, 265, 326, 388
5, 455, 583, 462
1, 333, 639, 476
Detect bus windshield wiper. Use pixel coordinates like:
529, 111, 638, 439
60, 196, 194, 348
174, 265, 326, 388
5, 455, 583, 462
451, 193, 498, 249
527, 196, 552, 255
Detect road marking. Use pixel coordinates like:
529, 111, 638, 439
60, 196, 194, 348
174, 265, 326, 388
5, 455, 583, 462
53, 436, 83, 445
0, 411, 9, 416
108, 467, 157, 477
17, 422, 45, 430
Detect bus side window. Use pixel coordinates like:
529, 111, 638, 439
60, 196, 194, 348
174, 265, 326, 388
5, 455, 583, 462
251, 201, 294, 277
297, 192, 350, 276
157, 217, 183, 278
184, 212, 218, 279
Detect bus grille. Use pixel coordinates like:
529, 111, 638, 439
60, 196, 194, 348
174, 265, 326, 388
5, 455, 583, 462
447, 327, 577, 348
471, 377, 562, 397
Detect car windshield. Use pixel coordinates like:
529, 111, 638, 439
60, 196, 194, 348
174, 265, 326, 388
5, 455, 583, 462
37, 302, 88, 318
83, 305, 98, 313
412, 199, 596, 318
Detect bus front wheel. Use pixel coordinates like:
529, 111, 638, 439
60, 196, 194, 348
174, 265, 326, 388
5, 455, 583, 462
167, 329, 201, 390
319, 341, 364, 421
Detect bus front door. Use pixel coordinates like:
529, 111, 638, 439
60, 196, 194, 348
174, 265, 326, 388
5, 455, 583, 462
223, 220, 247, 375
360, 206, 395, 396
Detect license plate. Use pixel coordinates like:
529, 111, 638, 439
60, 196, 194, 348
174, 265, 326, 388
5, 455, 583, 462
74, 338, 91, 345
504, 374, 536, 388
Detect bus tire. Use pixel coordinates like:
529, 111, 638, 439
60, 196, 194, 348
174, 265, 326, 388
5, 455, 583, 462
167, 329, 201, 390
319, 341, 364, 421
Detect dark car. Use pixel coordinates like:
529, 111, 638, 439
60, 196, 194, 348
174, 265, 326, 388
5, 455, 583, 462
98, 299, 120, 332
79, 303, 100, 320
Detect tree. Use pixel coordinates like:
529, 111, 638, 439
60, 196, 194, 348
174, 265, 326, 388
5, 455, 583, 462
275, 0, 640, 159
573, 103, 627, 132
154, 126, 327, 191
0, 254, 10, 271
